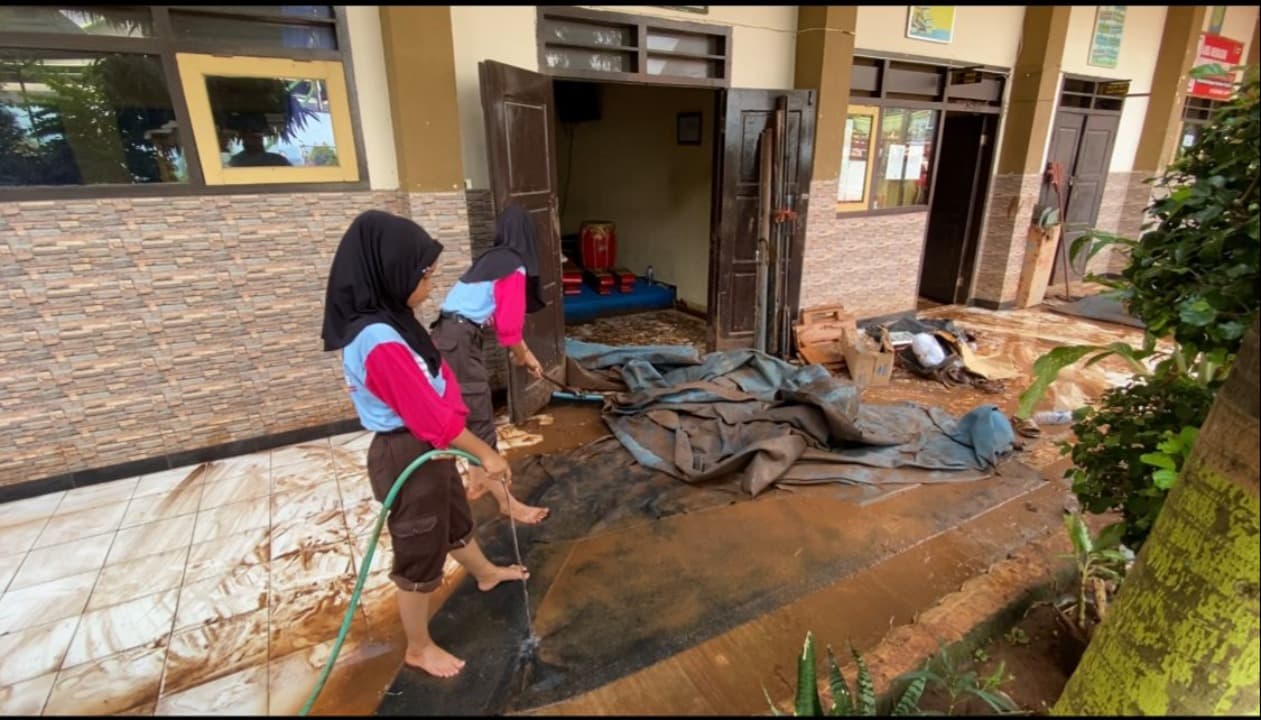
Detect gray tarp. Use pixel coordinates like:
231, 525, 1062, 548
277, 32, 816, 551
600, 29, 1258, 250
565, 339, 1016, 496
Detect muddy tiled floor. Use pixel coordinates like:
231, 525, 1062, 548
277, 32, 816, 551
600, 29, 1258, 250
0, 304, 1142, 716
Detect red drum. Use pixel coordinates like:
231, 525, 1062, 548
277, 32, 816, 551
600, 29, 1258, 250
579, 220, 616, 271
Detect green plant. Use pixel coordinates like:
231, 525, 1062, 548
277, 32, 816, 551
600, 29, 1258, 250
1061, 375, 1214, 548
1059, 512, 1132, 636
905, 642, 1019, 715
1002, 627, 1028, 647
1138, 425, 1199, 490
765, 632, 926, 716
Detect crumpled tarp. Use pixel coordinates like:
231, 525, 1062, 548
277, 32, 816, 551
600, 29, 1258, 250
565, 339, 1016, 496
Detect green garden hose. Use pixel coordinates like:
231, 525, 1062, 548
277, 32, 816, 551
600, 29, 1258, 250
299, 448, 481, 717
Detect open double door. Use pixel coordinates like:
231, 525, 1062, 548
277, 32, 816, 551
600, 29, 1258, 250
478, 60, 815, 423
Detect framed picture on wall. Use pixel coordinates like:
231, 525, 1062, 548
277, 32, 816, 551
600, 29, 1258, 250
677, 111, 702, 145
906, 6, 955, 44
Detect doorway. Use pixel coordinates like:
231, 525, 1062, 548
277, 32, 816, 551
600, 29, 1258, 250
1043, 77, 1124, 285
552, 79, 717, 354
478, 60, 815, 422
919, 111, 997, 305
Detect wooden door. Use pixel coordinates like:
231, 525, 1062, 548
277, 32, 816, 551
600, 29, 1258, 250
709, 89, 815, 352
1045, 109, 1119, 283
479, 60, 565, 424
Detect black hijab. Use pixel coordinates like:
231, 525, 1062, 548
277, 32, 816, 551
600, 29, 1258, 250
322, 210, 444, 375
461, 204, 547, 314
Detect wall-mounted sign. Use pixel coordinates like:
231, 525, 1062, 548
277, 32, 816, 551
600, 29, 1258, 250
1087, 6, 1126, 69
906, 6, 955, 44
1187, 32, 1244, 100
950, 68, 982, 85
1098, 80, 1130, 97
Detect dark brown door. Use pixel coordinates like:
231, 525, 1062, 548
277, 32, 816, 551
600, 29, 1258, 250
709, 89, 815, 352
920, 112, 995, 305
478, 60, 564, 424
1044, 109, 1119, 283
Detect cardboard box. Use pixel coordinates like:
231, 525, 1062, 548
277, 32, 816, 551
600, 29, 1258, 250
794, 304, 857, 370
842, 327, 894, 387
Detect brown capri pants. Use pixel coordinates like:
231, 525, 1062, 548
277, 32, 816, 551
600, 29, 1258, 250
431, 314, 498, 450
366, 430, 475, 592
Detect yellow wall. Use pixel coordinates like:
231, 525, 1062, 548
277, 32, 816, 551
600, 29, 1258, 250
344, 5, 399, 190
450, 5, 796, 190
557, 83, 715, 311
854, 6, 1026, 68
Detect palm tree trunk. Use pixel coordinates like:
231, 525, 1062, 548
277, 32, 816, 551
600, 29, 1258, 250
1054, 317, 1260, 715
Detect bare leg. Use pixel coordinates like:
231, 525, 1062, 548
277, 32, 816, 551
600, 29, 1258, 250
449, 538, 529, 591
469, 465, 549, 525
397, 589, 465, 677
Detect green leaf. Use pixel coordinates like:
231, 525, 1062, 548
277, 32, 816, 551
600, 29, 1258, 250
1178, 426, 1200, 448
1178, 298, 1218, 327
1064, 512, 1093, 556
850, 646, 877, 716
1094, 522, 1126, 550
892, 676, 927, 716
1139, 452, 1176, 470
826, 646, 854, 716
796, 633, 822, 716
1017, 346, 1106, 419
1152, 468, 1179, 489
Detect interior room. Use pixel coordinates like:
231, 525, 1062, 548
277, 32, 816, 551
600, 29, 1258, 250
553, 79, 716, 353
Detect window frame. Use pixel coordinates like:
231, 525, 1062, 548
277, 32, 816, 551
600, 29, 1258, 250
177, 53, 359, 185
0, 5, 368, 200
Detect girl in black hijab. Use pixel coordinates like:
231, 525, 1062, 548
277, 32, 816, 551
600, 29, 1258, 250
323, 209, 527, 679
432, 204, 550, 525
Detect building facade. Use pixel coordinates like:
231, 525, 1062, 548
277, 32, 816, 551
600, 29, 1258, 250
1, 5, 1257, 493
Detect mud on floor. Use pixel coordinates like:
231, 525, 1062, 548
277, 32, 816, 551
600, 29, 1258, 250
565, 309, 708, 354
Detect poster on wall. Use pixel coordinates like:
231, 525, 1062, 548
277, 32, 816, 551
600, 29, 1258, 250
906, 6, 954, 44
1087, 6, 1126, 69
1186, 32, 1244, 100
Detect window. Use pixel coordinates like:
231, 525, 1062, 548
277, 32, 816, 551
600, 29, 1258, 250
837, 105, 877, 212
1178, 96, 1222, 159
836, 105, 938, 212
873, 108, 938, 209
177, 54, 357, 184
537, 6, 731, 87
1, 50, 187, 186
0, 5, 362, 194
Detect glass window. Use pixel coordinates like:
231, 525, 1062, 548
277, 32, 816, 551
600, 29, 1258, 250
206, 76, 338, 168
0, 50, 187, 186
872, 107, 938, 210
0, 6, 153, 37
837, 105, 877, 208
169, 14, 336, 51
176, 54, 358, 185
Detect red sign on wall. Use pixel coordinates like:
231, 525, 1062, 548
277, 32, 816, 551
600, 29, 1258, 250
1187, 33, 1244, 101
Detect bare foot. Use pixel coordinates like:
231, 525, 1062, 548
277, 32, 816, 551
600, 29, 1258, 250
500, 501, 550, 525
476, 563, 529, 592
403, 642, 466, 678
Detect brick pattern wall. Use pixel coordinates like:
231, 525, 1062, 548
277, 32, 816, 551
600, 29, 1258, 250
972, 173, 1042, 306
799, 180, 928, 319
0, 190, 473, 486
1088, 171, 1154, 276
